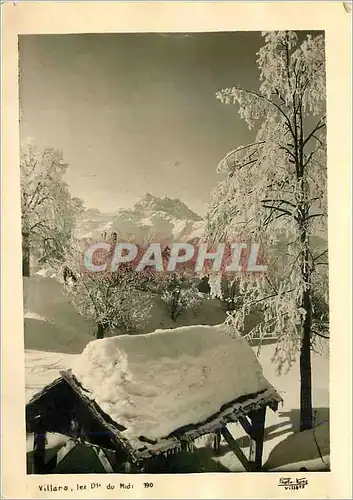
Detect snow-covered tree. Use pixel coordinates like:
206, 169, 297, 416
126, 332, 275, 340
206, 31, 327, 430
20, 144, 84, 276
151, 245, 202, 321
219, 277, 241, 312
159, 273, 201, 322
60, 241, 152, 338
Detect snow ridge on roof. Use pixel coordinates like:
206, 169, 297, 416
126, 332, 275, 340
72, 325, 271, 441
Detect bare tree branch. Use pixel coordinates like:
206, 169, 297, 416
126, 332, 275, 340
303, 117, 326, 147
262, 204, 293, 217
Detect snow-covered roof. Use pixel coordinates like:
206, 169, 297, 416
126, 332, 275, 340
72, 326, 277, 439
26, 325, 282, 459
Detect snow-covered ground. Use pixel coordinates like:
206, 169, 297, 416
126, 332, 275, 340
25, 334, 329, 472
202, 341, 329, 472
23, 274, 228, 354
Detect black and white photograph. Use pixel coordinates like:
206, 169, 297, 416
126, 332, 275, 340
18, 28, 331, 476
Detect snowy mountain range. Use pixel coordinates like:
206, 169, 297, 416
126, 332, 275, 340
77, 193, 205, 242
77, 193, 328, 255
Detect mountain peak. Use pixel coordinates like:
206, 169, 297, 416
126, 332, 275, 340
77, 193, 204, 240
133, 193, 202, 221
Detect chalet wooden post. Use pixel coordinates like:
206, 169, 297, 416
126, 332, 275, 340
32, 417, 46, 474
213, 430, 221, 454
93, 446, 115, 473
221, 426, 251, 472
123, 461, 132, 473
104, 449, 119, 471
122, 460, 140, 473
248, 436, 256, 468
180, 439, 188, 452
248, 406, 266, 471
56, 439, 78, 467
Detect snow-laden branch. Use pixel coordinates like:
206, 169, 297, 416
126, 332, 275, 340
217, 86, 296, 139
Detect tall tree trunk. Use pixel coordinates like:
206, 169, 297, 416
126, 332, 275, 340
296, 98, 314, 431
300, 287, 313, 430
22, 231, 30, 277
299, 220, 313, 431
97, 322, 106, 339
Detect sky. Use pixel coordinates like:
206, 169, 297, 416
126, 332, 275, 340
19, 32, 265, 215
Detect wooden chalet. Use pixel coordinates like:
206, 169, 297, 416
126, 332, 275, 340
26, 369, 282, 474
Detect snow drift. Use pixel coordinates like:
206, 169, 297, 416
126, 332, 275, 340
72, 325, 271, 441
264, 421, 330, 471
23, 275, 96, 353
